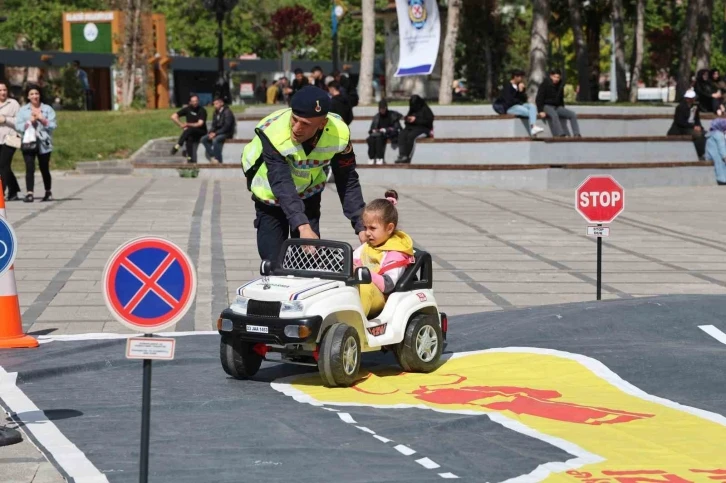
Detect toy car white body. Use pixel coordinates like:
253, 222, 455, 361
217, 239, 447, 387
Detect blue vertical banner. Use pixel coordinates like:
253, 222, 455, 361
395, 0, 441, 76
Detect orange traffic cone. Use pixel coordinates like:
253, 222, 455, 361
0, 179, 37, 349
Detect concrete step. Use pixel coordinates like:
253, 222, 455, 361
131, 161, 716, 189
73, 159, 134, 175
241, 104, 682, 118
219, 136, 700, 165
236, 115, 709, 140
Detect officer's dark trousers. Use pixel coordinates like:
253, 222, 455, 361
254, 193, 322, 262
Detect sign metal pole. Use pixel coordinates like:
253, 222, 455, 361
596, 223, 602, 300
139, 333, 153, 483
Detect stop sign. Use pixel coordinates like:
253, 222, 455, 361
575, 175, 624, 223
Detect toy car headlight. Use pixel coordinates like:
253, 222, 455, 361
280, 301, 304, 314
230, 295, 249, 315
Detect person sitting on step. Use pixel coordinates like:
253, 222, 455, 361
366, 99, 402, 165
499, 68, 545, 137
395, 95, 434, 164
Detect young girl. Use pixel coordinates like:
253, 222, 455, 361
353, 189, 415, 318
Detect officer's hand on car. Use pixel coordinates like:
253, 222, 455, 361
298, 224, 319, 254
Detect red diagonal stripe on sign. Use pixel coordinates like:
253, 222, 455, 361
120, 254, 179, 313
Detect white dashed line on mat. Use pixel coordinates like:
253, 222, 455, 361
330, 410, 459, 479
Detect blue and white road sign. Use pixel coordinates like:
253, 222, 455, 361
102, 236, 197, 333
0, 218, 17, 278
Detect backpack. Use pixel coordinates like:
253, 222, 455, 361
492, 98, 507, 115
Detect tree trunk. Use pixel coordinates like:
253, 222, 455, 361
585, 6, 602, 101
357, 0, 375, 105
628, 0, 645, 103
567, 0, 590, 102
438, 0, 461, 104
677, 0, 700, 100
120, 0, 143, 107
611, 0, 628, 101
527, 0, 549, 102
695, 0, 714, 71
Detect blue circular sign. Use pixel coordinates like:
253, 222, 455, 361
0, 217, 17, 278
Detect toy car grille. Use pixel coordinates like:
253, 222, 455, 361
247, 300, 281, 317
281, 244, 346, 274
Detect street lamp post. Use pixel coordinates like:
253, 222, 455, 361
203, 0, 238, 104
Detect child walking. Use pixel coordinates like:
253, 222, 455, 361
354, 189, 415, 318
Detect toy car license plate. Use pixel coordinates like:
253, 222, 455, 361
246, 324, 269, 334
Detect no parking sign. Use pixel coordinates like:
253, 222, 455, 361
102, 236, 197, 483
102, 236, 197, 333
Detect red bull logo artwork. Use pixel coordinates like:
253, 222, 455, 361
271, 348, 726, 482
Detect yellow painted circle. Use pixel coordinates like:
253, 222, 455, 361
272, 348, 726, 480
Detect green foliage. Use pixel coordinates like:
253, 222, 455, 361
0, 0, 106, 49
58, 65, 85, 110
152, 0, 279, 58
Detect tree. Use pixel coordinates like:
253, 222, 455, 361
677, 0, 700, 99
527, 0, 549, 101
438, 0, 461, 104
695, 0, 714, 71
611, 0, 628, 101
629, 0, 646, 102
118, 0, 147, 108
268, 5, 321, 58
154, 0, 278, 59
567, 0, 590, 101
358, 0, 375, 105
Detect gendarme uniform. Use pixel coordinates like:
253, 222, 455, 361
241, 85, 366, 261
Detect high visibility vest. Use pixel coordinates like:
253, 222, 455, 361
241, 108, 351, 206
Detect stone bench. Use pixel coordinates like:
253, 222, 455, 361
214, 135, 699, 165
235, 113, 712, 140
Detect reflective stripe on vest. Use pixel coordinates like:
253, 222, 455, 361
240, 109, 350, 205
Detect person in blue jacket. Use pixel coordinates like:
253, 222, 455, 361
705, 117, 726, 185
15, 84, 57, 202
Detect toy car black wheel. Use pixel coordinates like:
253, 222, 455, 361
318, 322, 361, 387
395, 313, 443, 373
220, 335, 263, 379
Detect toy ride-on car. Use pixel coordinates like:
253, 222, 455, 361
216, 238, 448, 388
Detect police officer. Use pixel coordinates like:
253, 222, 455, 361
241, 85, 367, 262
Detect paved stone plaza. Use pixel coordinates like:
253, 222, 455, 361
3, 172, 726, 336
3, 172, 726, 482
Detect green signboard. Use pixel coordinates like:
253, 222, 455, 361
70, 22, 112, 53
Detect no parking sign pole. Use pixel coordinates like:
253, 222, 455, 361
575, 176, 624, 300
103, 236, 197, 483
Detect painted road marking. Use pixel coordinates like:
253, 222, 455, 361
699, 324, 726, 345
329, 407, 457, 479
0, 365, 108, 483
273, 347, 726, 483
416, 457, 441, 469
337, 412, 356, 424
394, 444, 416, 456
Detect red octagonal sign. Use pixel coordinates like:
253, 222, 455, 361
575, 175, 625, 224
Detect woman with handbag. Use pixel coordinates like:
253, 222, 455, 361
15, 84, 56, 202
0, 80, 22, 201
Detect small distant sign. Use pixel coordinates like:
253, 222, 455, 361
587, 226, 610, 237
126, 337, 176, 360
239, 82, 254, 98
